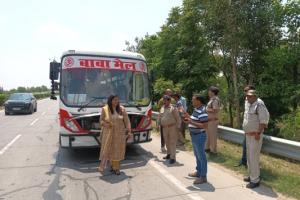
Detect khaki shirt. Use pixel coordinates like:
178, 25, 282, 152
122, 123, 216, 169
158, 105, 181, 128
244, 98, 265, 112
243, 99, 269, 133
206, 96, 220, 119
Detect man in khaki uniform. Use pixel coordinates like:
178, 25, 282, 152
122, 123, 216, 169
173, 93, 186, 146
206, 86, 221, 154
157, 89, 176, 153
243, 90, 269, 189
158, 95, 181, 164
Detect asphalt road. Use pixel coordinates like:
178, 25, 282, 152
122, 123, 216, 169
0, 99, 290, 200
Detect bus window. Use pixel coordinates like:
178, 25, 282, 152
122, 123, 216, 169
134, 73, 144, 100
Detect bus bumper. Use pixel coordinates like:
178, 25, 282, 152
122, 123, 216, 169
59, 129, 152, 148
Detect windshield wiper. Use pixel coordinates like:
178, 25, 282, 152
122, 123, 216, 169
78, 97, 105, 112
123, 102, 142, 111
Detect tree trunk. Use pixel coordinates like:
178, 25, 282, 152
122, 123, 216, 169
292, 63, 298, 111
228, 100, 234, 127
224, 70, 234, 127
248, 69, 254, 86
231, 53, 241, 128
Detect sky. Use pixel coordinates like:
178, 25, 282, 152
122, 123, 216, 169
0, 0, 182, 90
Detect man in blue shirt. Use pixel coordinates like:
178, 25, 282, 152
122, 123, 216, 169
184, 94, 209, 184
180, 96, 187, 112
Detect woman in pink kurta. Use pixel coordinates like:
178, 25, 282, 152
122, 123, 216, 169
98, 95, 132, 175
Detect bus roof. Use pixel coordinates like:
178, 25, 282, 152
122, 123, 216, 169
61, 50, 146, 61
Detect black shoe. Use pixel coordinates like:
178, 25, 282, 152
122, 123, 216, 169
113, 169, 121, 175
246, 182, 260, 189
169, 159, 176, 164
163, 154, 170, 159
205, 149, 210, 153
243, 177, 250, 182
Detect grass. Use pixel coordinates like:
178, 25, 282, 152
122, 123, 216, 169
152, 122, 300, 199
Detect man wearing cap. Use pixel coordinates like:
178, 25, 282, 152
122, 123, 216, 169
243, 90, 269, 189
236, 85, 265, 167
158, 89, 176, 153
158, 95, 181, 164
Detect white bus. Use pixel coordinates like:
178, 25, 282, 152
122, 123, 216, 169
49, 50, 152, 148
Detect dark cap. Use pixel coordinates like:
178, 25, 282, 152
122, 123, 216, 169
209, 86, 219, 95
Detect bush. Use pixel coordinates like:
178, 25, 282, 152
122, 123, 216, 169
153, 78, 183, 102
33, 92, 51, 99
0, 94, 8, 106
276, 108, 300, 142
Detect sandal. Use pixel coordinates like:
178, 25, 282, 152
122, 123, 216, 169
110, 167, 114, 172
98, 166, 104, 173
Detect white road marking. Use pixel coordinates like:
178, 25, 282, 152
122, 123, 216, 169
41, 111, 46, 116
148, 159, 205, 200
0, 134, 22, 155
30, 118, 39, 126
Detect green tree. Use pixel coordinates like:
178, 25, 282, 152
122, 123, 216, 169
17, 87, 26, 92
126, 0, 300, 140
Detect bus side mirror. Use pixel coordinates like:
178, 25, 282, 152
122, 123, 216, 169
53, 81, 59, 90
49, 61, 60, 100
50, 81, 59, 100
49, 61, 60, 80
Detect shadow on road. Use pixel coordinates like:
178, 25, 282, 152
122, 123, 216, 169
50, 144, 154, 178
250, 185, 278, 199
3, 112, 36, 116
187, 183, 216, 192
43, 144, 154, 199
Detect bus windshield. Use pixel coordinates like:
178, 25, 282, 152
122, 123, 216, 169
60, 68, 150, 107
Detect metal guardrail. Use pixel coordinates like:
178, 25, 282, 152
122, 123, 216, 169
218, 125, 300, 161
152, 111, 300, 161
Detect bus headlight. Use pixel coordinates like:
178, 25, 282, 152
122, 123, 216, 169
137, 109, 152, 130
140, 116, 151, 129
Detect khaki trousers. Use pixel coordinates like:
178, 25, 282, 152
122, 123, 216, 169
246, 134, 263, 183
205, 120, 218, 153
163, 126, 178, 159
111, 160, 120, 170
177, 122, 185, 144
